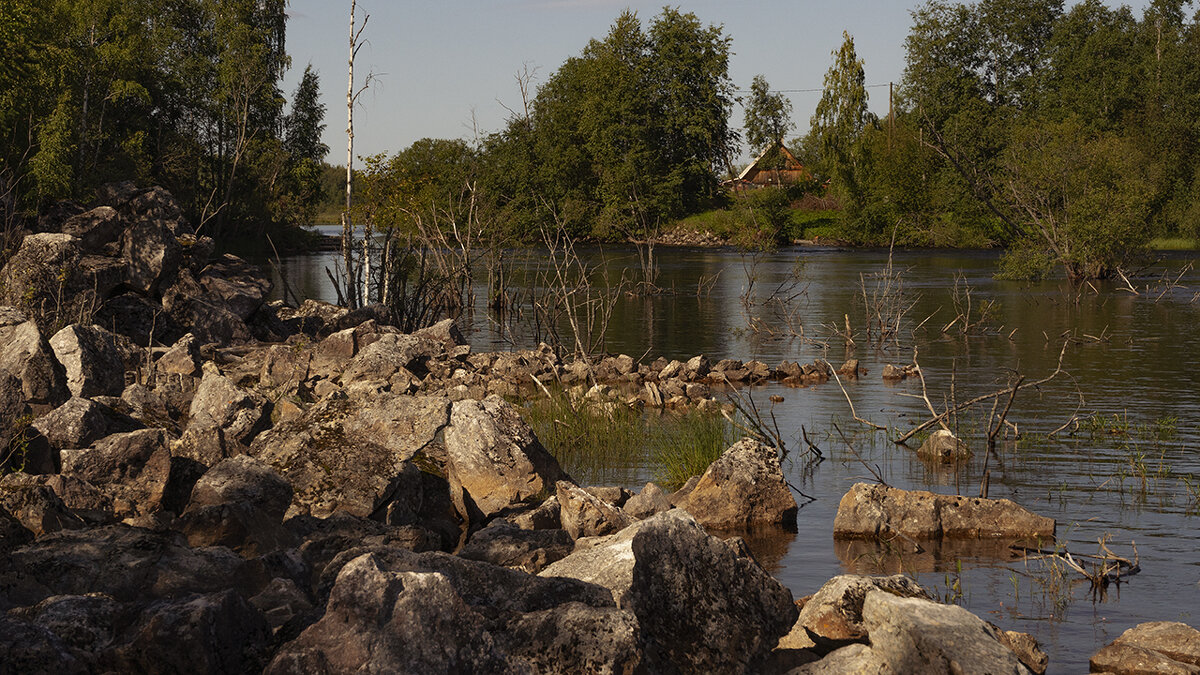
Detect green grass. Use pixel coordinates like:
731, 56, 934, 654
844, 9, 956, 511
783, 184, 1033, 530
788, 209, 843, 241
1149, 237, 1198, 251
522, 388, 735, 488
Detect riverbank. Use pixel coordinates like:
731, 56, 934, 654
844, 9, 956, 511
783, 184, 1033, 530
4, 184, 1200, 672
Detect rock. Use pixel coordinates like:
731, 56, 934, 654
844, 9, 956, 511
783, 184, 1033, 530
833, 482, 1056, 540
0, 505, 35, 548
105, 590, 272, 674
556, 481, 635, 539
852, 590, 1033, 674
918, 429, 972, 462
495, 601, 643, 673
540, 510, 797, 673
60, 428, 173, 519
162, 269, 253, 345
186, 455, 293, 520
186, 363, 271, 448
259, 343, 310, 392
413, 318, 467, 348
155, 333, 202, 378
197, 254, 272, 320
1090, 621, 1200, 674
9, 593, 122, 655
0, 306, 69, 409
0, 234, 119, 333
120, 208, 189, 294
249, 577, 314, 633
60, 205, 122, 251
48, 324, 127, 397
278, 298, 349, 337
683, 354, 710, 380
673, 438, 798, 529
506, 496, 562, 530
39, 474, 115, 524
0, 615, 89, 674
882, 363, 914, 380
92, 293, 186, 348
285, 512, 443, 589
0, 472, 85, 536
0, 525, 256, 608
793, 574, 930, 652
266, 554, 509, 674
838, 359, 861, 377
443, 395, 571, 519
458, 520, 574, 573
31, 396, 143, 451
624, 481, 673, 519
995, 627, 1049, 674
339, 332, 441, 391
180, 501, 298, 558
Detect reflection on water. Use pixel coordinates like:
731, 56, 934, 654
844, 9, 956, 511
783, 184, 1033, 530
267, 245, 1200, 669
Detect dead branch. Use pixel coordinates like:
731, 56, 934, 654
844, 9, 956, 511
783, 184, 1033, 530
823, 360, 887, 431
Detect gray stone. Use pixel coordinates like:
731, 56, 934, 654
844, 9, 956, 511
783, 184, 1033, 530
624, 481, 673, 519
833, 482, 1056, 540
0, 615, 88, 674
32, 396, 142, 451
186, 454, 293, 520
917, 429, 973, 462
186, 363, 271, 448
794, 574, 930, 651
557, 480, 634, 539
197, 254, 272, 320
0, 307, 68, 409
1090, 621, 1200, 674
540, 510, 797, 673
49, 324, 127, 397
674, 438, 798, 529
458, 520, 574, 573
60, 205, 122, 251
444, 395, 571, 519
60, 428, 173, 519
9, 593, 121, 654
0, 472, 85, 536
155, 333, 202, 378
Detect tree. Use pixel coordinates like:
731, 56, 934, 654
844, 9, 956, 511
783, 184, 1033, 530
743, 74, 793, 152
281, 64, 328, 227
811, 31, 874, 214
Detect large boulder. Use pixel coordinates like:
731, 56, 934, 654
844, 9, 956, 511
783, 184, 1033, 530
338, 332, 444, 392
0, 615, 89, 674
458, 520, 575, 574
0, 525, 256, 609
539, 510, 797, 673
186, 363, 271, 449
250, 391, 451, 519
197, 254, 272, 320
1090, 621, 1200, 674
0, 472, 85, 536
32, 396, 143, 451
120, 198, 191, 294
60, 428, 174, 519
276, 547, 640, 673
673, 437, 799, 529
180, 455, 297, 557
60, 205, 122, 252
103, 590, 273, 674
792, 574, 930, 652
443, 395, 571, 519
0, 373, 56, 473
792, 590, 1035, 674
0, 307, 68, 409
8, 593, 122, 657
48, 324, 127, 398
833, 482, 1056, 540
0, 234, 120, 332
186, 455, 293, 520
162, 269, 254, 345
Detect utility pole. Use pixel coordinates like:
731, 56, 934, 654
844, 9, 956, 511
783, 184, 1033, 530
888, 82, 894, 152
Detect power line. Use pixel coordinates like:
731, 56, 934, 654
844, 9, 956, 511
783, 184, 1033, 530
733, 83, 892, 94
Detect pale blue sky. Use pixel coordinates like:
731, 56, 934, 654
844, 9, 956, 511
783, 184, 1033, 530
282, 1, 1150, 165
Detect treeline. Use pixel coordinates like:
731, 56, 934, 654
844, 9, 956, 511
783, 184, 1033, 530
0, 0, 328, 244
815, 0, 1200, 279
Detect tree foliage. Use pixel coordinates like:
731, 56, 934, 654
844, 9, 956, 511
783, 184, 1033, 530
743, 75, 793, 153
1, 0, 327, 240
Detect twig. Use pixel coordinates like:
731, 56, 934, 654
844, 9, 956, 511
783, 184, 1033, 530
833, 422, 888, 486
823, 360, 887, 431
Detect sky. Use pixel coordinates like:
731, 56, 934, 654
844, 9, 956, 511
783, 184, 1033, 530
282, 0, 1151, 166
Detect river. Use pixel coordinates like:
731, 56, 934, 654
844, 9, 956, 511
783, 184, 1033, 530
268, 241, 1200, 669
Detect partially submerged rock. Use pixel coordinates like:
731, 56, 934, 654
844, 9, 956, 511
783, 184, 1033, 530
793, 574, 930, 652
833, 482, 1056, 540
1090, 621, 1200, 674
673, 437, 798, 529
917, 429, 973, 462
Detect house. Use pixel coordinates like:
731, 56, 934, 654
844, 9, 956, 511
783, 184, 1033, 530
731, 140, 813, 189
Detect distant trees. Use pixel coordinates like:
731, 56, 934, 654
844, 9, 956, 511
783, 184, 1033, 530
0, 0, 327, 240
811, 32, 875, 229
480, 8, 737, 239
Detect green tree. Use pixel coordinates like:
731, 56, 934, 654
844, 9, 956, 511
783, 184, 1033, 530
281, 64, 328, 226
811, 31, 874, 218
743, 74, 793, 153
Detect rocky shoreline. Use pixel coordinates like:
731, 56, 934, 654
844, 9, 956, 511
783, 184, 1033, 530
2, 185, 1196, 673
